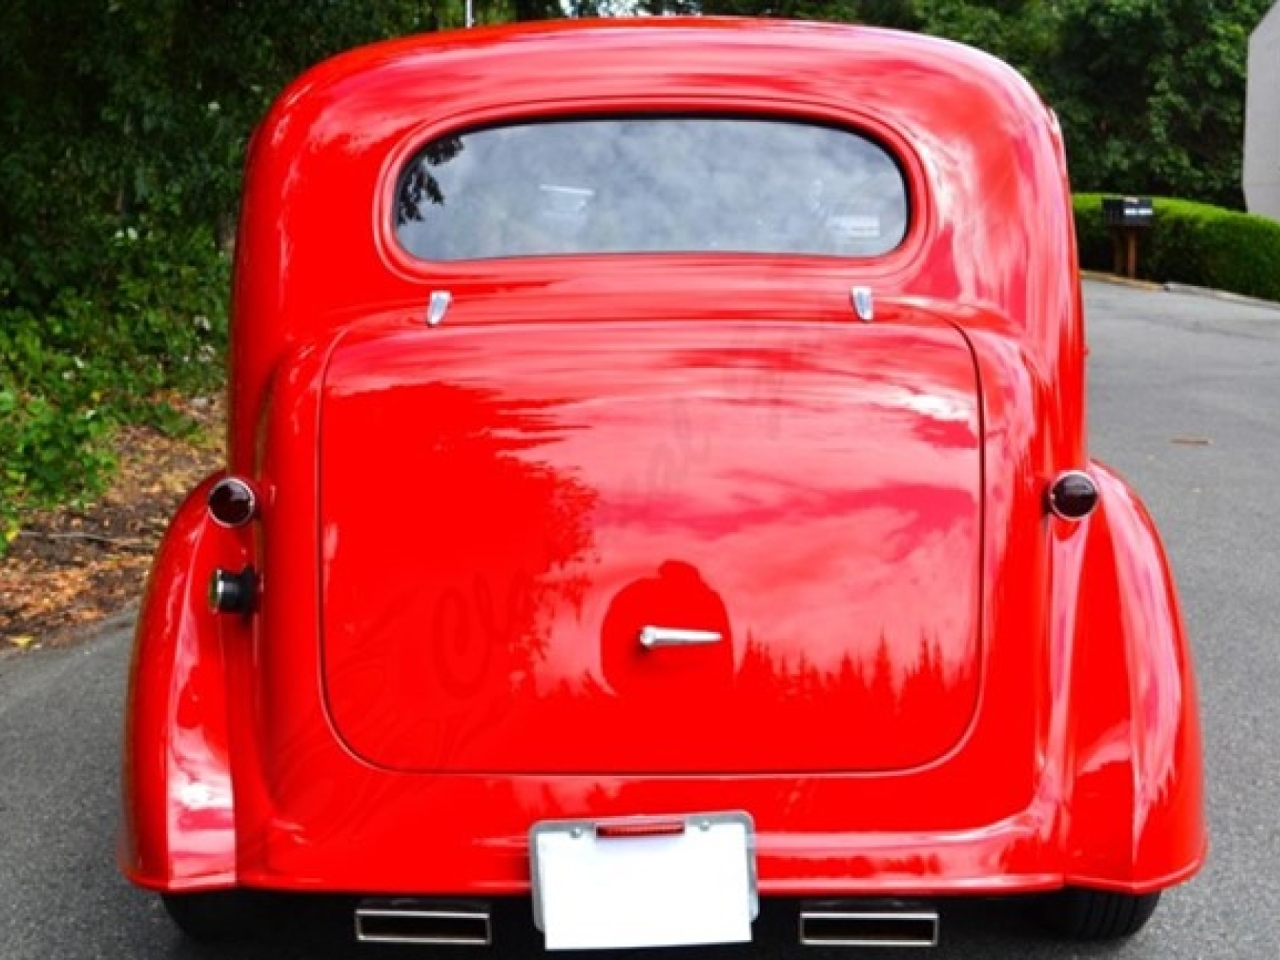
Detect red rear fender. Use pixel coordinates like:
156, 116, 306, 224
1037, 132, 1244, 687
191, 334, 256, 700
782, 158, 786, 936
119, 473, 251, 891
1061, 463, 1207, 891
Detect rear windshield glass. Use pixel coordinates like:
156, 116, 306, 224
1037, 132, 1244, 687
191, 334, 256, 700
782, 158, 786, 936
395, 117, 909, 261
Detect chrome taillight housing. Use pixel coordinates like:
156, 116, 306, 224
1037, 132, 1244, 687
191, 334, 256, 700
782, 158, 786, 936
207, 477, 257, 528
1047, 470, 1100, 521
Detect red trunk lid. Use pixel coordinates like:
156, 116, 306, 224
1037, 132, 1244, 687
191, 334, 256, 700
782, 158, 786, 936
318, 317, 982, 774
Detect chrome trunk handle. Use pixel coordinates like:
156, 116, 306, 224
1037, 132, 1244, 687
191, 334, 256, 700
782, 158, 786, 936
638, 626, 723, 650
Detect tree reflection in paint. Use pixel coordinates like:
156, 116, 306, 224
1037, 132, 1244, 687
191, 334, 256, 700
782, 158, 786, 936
321, 380, 599, 769
734, 634, 965, 770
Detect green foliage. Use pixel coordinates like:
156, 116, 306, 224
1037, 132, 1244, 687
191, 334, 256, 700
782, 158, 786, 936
912, 0, 1061, 88
1072, 194, 1114, 272
1073, 193, 1280, 302
0, 220, 230, 544
0, 0, 435, 550
0, 381, 115, 548
1051, 0, 1272, 209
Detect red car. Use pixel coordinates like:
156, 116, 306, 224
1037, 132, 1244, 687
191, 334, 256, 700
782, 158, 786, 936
120, 17, 1206, 949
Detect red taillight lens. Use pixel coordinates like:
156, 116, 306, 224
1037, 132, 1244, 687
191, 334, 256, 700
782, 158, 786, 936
595, 820, 686, 839
207, 477, 257, 527
1047, 470, 1099, 521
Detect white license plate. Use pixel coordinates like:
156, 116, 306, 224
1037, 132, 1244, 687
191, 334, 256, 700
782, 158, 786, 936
530, 811, 757, 951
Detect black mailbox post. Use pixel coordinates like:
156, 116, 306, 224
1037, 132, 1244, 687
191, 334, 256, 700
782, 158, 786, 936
1101, 196, 1155, 279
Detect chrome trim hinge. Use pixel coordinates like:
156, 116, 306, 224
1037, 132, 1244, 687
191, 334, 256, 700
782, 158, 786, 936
426, 290, 452, 327
851, 286, 875, 322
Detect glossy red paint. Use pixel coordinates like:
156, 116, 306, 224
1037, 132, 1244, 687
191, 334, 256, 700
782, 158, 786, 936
320, 314, 983, 775
121, 15, 1204, 920
120, 474, 245, 890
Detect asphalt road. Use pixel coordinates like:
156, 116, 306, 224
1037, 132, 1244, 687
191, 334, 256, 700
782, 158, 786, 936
2, 279, 1278, 959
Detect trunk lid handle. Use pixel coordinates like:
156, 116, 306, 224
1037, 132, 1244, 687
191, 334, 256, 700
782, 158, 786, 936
639, 626, 724, 650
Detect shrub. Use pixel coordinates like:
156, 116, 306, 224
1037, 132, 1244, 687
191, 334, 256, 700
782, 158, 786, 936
1072, 193, 1280, 302
0, 218, 229, 550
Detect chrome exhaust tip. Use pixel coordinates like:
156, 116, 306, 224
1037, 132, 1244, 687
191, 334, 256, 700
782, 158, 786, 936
354, 899, 492, 945
799, 901, 939, 948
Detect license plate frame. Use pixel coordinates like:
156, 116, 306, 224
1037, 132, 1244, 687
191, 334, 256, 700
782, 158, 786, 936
530, 811, 757, 950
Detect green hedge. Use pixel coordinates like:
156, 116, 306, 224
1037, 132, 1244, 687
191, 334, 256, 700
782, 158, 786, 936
1072, 194, 1280, 303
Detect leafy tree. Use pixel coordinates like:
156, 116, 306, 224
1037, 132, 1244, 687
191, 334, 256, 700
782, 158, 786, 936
912, 0, 1061, 88
1047, 0, 1272, 207
0, 0, 439, 544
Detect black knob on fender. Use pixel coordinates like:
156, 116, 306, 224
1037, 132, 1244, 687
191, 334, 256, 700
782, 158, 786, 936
209, 567, 259, 614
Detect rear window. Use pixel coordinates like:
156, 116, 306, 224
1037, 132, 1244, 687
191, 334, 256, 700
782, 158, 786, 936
395, 117, 909, 261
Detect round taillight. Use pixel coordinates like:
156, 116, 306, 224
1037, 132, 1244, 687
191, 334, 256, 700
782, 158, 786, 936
1047, 470, 1099, 521
207, 477, 257, 528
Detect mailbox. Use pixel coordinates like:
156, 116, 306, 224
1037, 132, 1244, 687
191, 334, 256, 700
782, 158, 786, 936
1102, 196, 1155, 228
1101, 196, 1154, 278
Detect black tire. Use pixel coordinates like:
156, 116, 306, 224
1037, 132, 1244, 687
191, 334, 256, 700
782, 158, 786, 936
161, 890, 265, 942
1038, 888, 1161, 940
